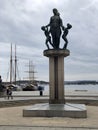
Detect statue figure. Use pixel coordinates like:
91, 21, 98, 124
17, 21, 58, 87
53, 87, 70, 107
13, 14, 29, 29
41, 26, 53, 49
62, 23, 72, 49
45, 8, 63, 49
0, 75, 2, 85
0, 75, 5, 92
41, 9, 72, 50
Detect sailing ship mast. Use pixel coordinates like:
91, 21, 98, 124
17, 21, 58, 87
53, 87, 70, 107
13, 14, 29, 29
25, 60, 36, 85
29, 60, 36, 84
14, 44, 17, 85
10, 43, 13, 84
9, 44, 19, 85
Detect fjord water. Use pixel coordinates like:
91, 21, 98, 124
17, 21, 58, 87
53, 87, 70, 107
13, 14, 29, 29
44, 84, 98, 91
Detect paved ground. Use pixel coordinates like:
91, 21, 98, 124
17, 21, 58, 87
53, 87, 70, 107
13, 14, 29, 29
0, 106, 98, 128
0, 91, 98, 130
0, 126, 98, 130
1, 90, 98, 101
11, 90, 98, 97
0, 105, 98, 129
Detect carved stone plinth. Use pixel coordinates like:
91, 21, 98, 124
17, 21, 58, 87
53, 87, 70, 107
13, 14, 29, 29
43, 49, 70, 104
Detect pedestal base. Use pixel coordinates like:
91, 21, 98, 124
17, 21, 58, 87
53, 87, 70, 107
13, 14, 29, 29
23, 103, 87, 118
49, 99, 65, 104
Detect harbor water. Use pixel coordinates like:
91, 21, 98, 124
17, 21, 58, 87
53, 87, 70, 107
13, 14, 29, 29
12, 84, 98, 97
45, 84, 98, 91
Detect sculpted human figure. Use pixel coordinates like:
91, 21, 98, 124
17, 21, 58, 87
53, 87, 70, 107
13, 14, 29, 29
41, 26, 53, 49
41, 9, 72, 50
46, 8, 63, 49
0, 75, 5, 92
62, 23, 72, 49
0, 75, 2, 84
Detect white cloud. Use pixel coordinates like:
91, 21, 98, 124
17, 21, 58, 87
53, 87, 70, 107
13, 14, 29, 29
80, 0, 98, 10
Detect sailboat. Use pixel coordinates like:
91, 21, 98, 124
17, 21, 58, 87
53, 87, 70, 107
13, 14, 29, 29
22, 60, 44, 91
7, 44, 44, 91
6, 44, 21, 91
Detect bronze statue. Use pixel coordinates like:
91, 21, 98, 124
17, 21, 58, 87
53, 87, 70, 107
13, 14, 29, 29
62, 23, 72, 49
41, 9, 72, 50
0, 75, 5, 92
0, 75, 2, 85
45, 8, 63, 49
41, 26, 54, 49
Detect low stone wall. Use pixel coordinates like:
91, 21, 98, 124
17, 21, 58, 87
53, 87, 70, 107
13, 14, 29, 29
0, 98, 98, 108
0, 99, 48, 108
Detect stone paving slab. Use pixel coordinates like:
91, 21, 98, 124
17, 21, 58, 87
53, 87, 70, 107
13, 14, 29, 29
12, 90, 98, 96
0, 91, 98, 129
0, 126, 98, 130
0, 96, 98, 108
0, 106, 98, 128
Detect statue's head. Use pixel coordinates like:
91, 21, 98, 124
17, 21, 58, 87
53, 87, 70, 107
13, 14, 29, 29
53, 8, 58, 15
41, 26, 45, 31
67, 23, 72, 29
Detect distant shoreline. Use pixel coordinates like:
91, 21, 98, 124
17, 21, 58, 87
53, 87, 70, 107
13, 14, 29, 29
65, 80, 98, 85
3, 80, 98, 85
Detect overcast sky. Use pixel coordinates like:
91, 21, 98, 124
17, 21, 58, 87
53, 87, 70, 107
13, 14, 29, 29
0, 0, 98, 82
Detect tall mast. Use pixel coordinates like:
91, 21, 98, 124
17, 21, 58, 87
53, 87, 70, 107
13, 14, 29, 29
10, 43, 13, 84
14, 44, 17, 85
29, 60, 31, 82
29, 60, 34, 83
25, 60, 36, 84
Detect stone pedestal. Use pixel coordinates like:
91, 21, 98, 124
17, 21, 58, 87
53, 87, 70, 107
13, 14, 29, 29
23, 49, 87, 118
23, 103, 87, 118
44, 49, 70, 104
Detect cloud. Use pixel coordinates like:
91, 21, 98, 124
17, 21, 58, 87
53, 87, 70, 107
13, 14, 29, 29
0, 0, 98, 81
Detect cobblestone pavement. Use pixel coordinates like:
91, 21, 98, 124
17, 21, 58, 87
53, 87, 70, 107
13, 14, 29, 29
0, 126, 98, 130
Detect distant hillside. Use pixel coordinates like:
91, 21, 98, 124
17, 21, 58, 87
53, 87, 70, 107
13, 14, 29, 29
3, 80, 98, 85
65, 80, 98, 85
3, 80, 49, 85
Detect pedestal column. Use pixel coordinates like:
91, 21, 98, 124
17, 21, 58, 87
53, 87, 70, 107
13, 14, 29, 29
23, 49, 87, 118
44, 49, 70, 104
